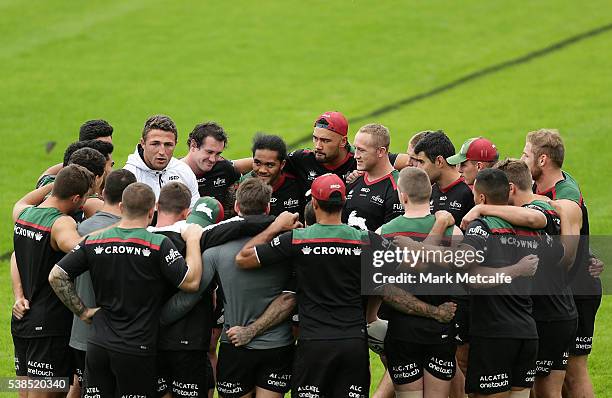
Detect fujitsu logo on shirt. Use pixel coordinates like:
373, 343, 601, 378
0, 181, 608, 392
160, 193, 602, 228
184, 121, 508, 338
214, 177, 226, 187
165, 249, 182, 264
370, 195, 384, 205
284, 198, 299, 207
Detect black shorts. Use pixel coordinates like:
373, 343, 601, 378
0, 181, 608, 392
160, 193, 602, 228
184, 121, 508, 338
157, 350, 212, 397
82, 343, 155, 397
536, 319, 577, 376
72, 347, 86, 384
454, 300, 470, 345
385, 336, 456, 384
571, 296, 601, 356
466, 337, 537, 395
13, 336, 72, 379
216, 343, 293, 397
293, 339, 369, 398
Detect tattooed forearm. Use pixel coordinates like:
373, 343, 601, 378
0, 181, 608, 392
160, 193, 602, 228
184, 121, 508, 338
49, 265, 86, 317
382, 285, 440, 320
250, 292, 296, 336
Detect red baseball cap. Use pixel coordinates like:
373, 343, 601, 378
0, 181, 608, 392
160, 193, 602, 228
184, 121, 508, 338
313, 111, 349, 136
447, 137, 499, 165
308, 173, 346, 204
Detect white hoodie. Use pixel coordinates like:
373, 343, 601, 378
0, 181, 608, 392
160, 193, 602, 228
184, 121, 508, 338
124, 145, 200, 208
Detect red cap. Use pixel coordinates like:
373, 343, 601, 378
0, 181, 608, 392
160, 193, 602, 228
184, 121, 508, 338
308, 173, 346, 203
447, 137, 499, 165
313, 111, 349, 136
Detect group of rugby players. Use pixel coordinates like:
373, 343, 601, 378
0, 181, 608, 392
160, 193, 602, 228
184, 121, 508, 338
11, 112, 603, 398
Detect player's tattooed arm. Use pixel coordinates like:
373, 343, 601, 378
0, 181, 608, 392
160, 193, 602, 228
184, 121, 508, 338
226, 292, 296, 346
380, 284, 456, 323
468, 254, 539, 288
48, 265, 97, 323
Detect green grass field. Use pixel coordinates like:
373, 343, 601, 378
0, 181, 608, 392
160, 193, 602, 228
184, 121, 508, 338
1, 0, 611, 396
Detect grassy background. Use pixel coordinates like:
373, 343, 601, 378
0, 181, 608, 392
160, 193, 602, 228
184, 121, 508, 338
1, 0, 611, 395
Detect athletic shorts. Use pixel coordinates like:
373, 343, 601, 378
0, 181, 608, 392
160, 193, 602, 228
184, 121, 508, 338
466, 337, 537, 395
72, 347, 86, 384
157, 350, 212, 397
293, 339, 369, 398
454, 300, 470, 345
216, 343, 293, 397
535, 319, 577, 376
82, 343, 155, 398
384, 336, 456, 384
571, 296, 601, 356
13, 335, 72, 379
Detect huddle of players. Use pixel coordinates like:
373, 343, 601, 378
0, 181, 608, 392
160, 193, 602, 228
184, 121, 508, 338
10, 112, 602, 398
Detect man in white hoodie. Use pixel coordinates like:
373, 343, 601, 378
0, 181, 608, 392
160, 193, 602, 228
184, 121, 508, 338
124, 115, 200, 208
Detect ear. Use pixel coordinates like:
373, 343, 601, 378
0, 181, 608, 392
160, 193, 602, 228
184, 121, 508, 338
436, 155, 445, 168
118, 201, 124, 214
280, 159, 286, 171
147, 207, 155, 222
311, 197, 320, 210
140, 137, 145, 147
378, 146, 388, 158
538, 154, 547, 167
398, 191, 408, 205
265, 203, 271, 215
180, 207, 190, 220
476, 162, 484, 171
508, 182, 516, 195
340, 135, 348, 147
234, 201, 240, 215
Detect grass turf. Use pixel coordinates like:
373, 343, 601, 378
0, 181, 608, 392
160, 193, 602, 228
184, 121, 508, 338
0, 0, 611, 395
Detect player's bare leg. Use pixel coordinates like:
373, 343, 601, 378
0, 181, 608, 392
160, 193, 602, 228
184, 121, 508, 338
254, 387, 283, 398
424, 370, 452, 398
372, 370, 394, 398
533, 369, 565, 398
394, 375, 423, 398
563, 355, 594, 398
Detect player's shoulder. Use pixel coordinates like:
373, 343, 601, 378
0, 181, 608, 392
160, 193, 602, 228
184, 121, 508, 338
288, 148, 313, 160
555, 171, 582, 204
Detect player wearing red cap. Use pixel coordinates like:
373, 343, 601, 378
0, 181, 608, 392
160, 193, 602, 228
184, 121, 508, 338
236, 174, 394, 397
284, 112, 409, 193
447, 137, 499, 187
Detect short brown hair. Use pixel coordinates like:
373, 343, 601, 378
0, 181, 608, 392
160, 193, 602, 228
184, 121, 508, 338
398, 167, 431, 204
526, 129, 564, 168
142, 115, 178, 141
158, 182, 192, 214
121, 183, 156, 218
357, 123, 390, 149
408, 131, 427, 150
103, 169, 137, 204
236, 178, 272, 215
52, 164, 94, 200
493, 158, 532, 191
